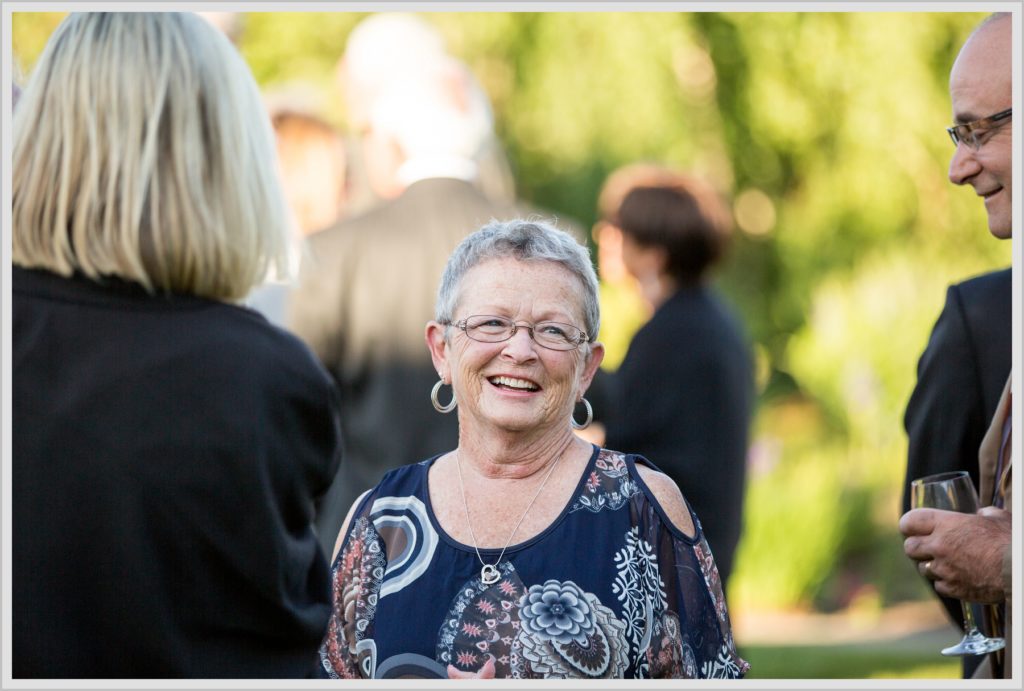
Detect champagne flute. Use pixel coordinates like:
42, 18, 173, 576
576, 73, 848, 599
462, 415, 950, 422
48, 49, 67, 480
910, 471, 1005, 656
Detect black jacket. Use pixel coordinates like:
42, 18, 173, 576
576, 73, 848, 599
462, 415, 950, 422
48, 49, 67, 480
603, 286, 754, 585
903, 268, 1012, 512
13, 267, 343, 678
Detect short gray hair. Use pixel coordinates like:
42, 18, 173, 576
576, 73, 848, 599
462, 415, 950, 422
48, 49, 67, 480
435, 219, 601, 342
340, 12, 446, 130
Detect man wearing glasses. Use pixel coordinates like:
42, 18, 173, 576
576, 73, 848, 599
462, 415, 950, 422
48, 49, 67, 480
902, 11, 1013, 676
900, 12, 1012, 679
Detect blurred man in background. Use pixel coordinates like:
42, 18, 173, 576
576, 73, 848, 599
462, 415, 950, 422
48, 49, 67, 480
289, 50, 531, 553
900, 12, 1012, 679
336, 12, 516, 215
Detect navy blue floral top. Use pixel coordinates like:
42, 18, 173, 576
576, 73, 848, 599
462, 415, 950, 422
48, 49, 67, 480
318, 446, 748, 679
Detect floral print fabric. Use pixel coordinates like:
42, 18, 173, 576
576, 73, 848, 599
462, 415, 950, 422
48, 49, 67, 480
318, 447, 748, 679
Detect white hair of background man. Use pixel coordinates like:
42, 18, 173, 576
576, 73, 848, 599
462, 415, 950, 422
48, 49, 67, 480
341, 12, 447, 130
369, 56, 494, 183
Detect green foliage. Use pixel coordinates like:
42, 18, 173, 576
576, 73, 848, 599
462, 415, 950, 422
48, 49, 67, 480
239, 12, 362, 126
11, 12, 65, 78
12, 10, 1008, 622
731, 399, 852, 609
741, 642, 958, 679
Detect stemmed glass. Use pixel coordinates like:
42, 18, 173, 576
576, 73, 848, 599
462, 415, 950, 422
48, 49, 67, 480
910, 471, 1006, 656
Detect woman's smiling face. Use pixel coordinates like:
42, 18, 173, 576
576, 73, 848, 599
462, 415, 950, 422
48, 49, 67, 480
431, 257, 603, 437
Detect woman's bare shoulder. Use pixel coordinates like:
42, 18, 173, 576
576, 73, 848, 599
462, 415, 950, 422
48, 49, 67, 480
634, 461, 696, 538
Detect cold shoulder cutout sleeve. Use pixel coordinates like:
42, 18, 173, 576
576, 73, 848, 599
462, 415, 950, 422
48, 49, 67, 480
634, 462, 696, 537
626, 453, 748, 679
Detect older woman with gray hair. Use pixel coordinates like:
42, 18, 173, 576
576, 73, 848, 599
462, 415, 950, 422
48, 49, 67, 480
319, 219, 746, 680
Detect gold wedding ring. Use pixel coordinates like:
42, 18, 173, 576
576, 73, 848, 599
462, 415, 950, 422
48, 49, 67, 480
923, 560, 934, 577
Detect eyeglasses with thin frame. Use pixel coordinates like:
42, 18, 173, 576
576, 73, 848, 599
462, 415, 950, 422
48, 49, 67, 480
947, 108, 1012, 150
444, 314, 589, 351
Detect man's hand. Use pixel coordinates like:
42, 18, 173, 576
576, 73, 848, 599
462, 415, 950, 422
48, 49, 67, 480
899, 506, 1010, 603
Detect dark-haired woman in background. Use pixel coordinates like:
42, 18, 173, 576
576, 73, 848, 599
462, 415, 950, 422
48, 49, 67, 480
601, 165, 754, 589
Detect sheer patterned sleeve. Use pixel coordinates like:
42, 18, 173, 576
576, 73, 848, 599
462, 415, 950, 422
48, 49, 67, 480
631, 466, 749, 679
318, 494, 385, 679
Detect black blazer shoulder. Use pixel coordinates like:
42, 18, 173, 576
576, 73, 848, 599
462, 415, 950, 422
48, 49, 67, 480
12, 266, 342, 677
903, 267, 1011, 513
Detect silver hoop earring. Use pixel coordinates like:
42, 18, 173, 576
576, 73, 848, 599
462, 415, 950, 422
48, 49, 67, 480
571, 397, 593, 430
431, 379, 457, 413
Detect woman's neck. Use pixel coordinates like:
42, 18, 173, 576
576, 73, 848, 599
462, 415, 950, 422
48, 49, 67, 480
456, 425, 581, 481
638, 270, 678, 311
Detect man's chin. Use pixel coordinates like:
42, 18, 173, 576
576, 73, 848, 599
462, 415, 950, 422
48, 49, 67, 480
984, 195, 1012, 239
987, 221, 1012, 240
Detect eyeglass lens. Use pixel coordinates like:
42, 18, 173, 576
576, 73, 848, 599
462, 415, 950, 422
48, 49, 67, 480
948, 108, 1011, 148
458, 315, 584, 350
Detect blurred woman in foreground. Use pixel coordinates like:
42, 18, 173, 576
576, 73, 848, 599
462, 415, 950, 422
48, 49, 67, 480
12, 13, 342, 677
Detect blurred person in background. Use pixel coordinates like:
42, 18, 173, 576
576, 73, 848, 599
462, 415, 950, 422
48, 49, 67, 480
335, 12, 516, 215
900, 12, 1012, 680
589, 164, 670, 372
12, 13, 342, 677
289, 54, 532, 555
272, 109, 348, 238
597, 165, 754, 588
246, 109, 349, 327
318, 219, 748, 680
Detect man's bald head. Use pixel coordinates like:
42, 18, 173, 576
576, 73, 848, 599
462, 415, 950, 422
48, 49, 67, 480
948, 12, 1013, 238
952, 12, 1011, 104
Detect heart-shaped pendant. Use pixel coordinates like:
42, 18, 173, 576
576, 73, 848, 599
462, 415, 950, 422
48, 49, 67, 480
481, 564, 500, 585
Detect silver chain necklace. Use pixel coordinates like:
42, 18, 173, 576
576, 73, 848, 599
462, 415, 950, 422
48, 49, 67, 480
454, 444, 566, 585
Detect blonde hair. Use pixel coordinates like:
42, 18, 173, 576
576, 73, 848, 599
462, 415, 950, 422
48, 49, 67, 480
12, 12, 288, 300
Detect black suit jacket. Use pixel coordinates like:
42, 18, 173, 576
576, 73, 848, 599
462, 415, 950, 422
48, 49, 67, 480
13, 267, 343, 678
602, 286, 754, 585
289, 177, 531, 552
903, 268, 1012, 512
902, 268, 1011, 659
